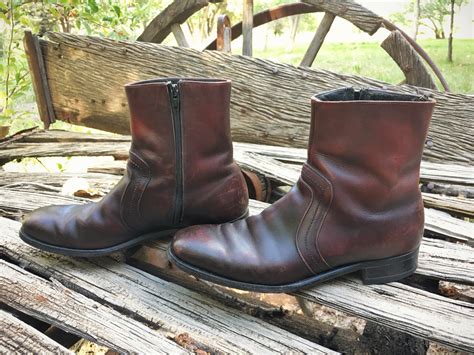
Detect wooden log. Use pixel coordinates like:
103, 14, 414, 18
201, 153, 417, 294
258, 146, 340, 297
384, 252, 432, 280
242, 0, 253, 56
0, 310, 73, 354
137, 0, 209, 43
381, 30, 437, 89
0, 260, 188, 354
37, 32, 474, 165
300, 12, 335, 67
302, 0, 383, 35
171, 24, 190, 47
0, 218, 334, 354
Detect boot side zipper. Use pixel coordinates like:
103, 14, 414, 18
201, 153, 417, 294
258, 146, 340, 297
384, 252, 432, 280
169, 82, 183, 225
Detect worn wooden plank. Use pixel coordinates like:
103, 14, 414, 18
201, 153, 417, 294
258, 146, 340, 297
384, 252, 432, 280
424, 208, 474, 244
418, 238, 474, 284
0, 217, 335, 355
37, 32, 473, 165
422, 192, 474, 217
23, 31, 55, 127
294, 278, 474, 352
300, 12, 335, 67
0, 260, 187, 354
0, 310, 73, 354
302, 0, 383, 35
137, 0, 209, 43
381, 30, 437, 89
0, 172, 120, 191
2, 130, 473, 187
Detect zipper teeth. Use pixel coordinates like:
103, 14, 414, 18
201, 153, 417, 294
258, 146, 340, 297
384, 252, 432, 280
169, 82, 183, 225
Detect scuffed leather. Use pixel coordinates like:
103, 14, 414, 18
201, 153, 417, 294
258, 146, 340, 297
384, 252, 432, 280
21, 78, 248, 250
171, 87, 435, 285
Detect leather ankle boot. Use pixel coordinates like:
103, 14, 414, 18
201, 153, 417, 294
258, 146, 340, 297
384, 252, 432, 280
20, 78, 248, 256
169, 87, 435, 293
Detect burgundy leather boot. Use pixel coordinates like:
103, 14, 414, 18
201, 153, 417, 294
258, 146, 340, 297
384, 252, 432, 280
20, 78, 248, 256
169, 87, 435, 292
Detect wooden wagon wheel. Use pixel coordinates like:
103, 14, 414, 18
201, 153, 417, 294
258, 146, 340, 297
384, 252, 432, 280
138, 0, 449, 91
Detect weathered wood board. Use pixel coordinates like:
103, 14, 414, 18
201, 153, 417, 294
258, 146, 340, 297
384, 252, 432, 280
0, 217, 335, 355
36, 32, 473, 165
0, 260, 188, 354
0, 310, 73, 354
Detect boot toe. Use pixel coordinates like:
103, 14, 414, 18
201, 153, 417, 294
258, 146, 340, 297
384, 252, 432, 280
20, 205, 74, 248
171, 225, 226, 272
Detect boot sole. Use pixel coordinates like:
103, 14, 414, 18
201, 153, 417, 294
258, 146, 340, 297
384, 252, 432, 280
18, 209, 249, 258
167, 247, 419, 293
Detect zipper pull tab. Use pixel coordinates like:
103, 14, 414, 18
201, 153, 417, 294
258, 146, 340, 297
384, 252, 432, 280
170, 83, 179, 109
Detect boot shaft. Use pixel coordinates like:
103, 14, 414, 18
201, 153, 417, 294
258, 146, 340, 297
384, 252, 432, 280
307, 88, 435, 267
124, 78, 247, 229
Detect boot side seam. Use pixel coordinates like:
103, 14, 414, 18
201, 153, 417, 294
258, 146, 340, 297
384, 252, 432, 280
301, 164, 333, 271
120, 151, 151, 231
295, 178, 319, 274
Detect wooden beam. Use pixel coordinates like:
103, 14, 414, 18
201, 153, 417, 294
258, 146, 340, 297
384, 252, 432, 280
39, 33, 474, 165
242, 0, 253, 56
381, 30, 437, 89
137, 0, 208, 43
171, 24, 190, 47
0, 310, 73, 354
302, 0, 383, 35
300, 12, 335, 67
23, 31, 55, 128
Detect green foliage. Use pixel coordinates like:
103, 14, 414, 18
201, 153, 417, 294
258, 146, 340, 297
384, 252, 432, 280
0, 0, 169, 131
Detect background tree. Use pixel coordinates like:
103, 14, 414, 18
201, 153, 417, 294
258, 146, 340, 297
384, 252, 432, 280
448, 0, 465, 61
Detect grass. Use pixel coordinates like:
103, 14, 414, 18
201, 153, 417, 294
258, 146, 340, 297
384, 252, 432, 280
253, 38, 474, 94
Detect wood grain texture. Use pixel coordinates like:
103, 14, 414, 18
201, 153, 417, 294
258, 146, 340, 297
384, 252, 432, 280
422, 192, 474, 217
2, 130, 473, 187
137, 0, 208, 43
0, 310, 72, 354
424, 208, 474, 244
0, 217, 335, 355
38, 32, 474, 165
302, 0, 382, 35
0, 260, 187, 354
294, 278, 474, 352
381, 30, 436, 89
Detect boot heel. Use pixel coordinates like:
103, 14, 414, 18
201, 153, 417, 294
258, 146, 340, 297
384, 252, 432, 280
360, 248, 419, 285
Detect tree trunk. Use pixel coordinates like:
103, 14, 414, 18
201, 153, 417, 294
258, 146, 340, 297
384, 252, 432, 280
448, 0, 455, 62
